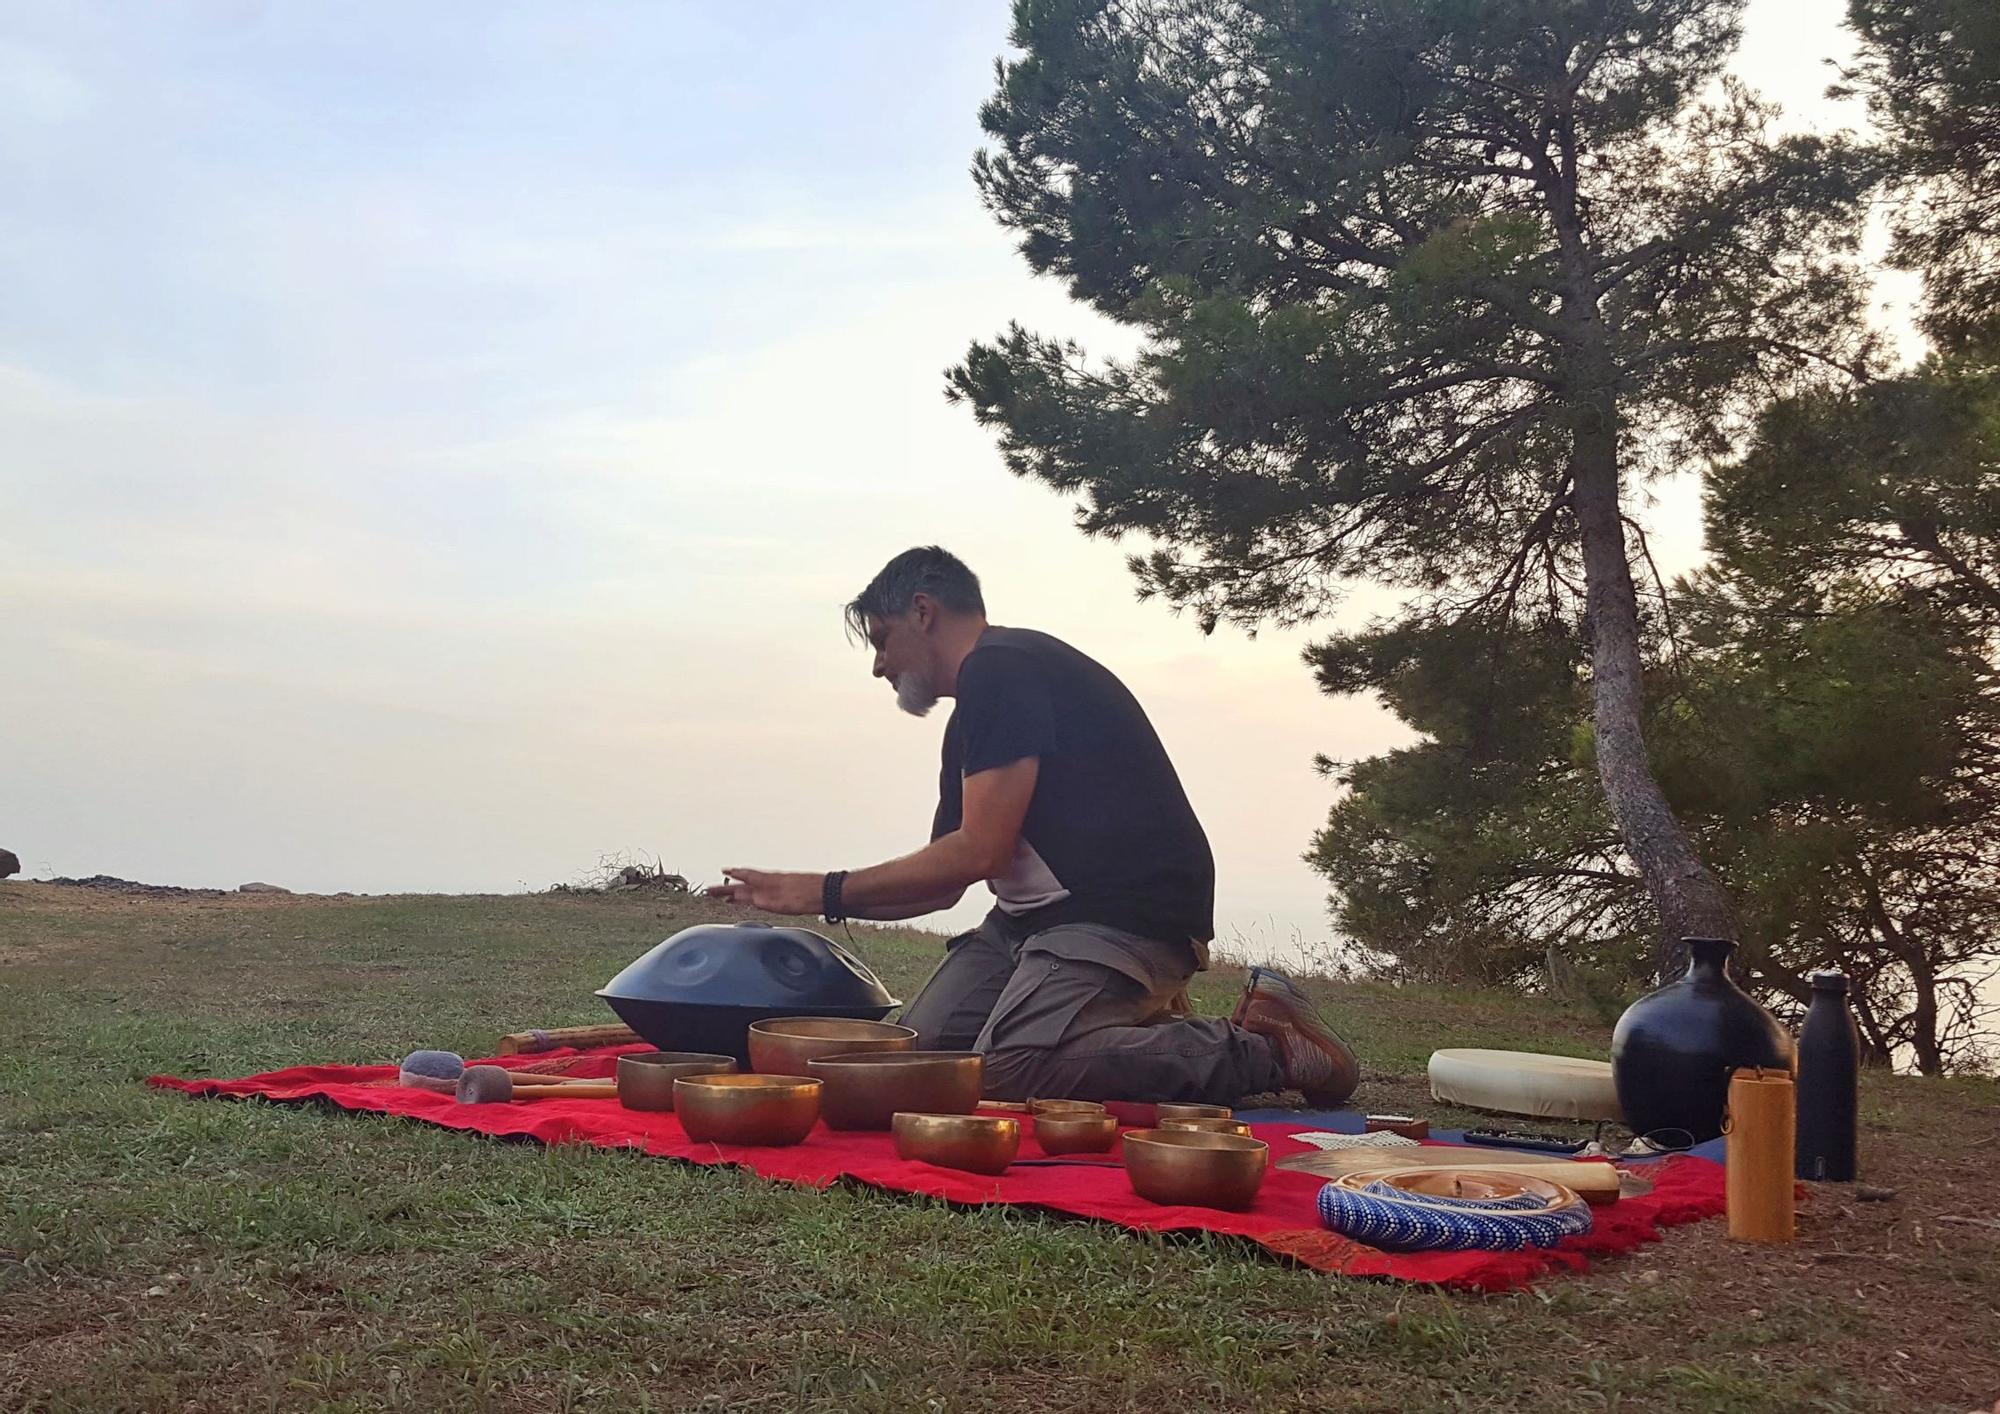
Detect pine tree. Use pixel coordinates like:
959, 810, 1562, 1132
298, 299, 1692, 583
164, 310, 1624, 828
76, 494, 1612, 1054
1305, 369, 2000, 1073
1846, 0, 2000, 355
950, 0, 1876, 971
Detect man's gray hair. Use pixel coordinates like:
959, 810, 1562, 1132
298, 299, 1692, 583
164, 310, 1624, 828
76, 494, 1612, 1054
845, 546, 985, 642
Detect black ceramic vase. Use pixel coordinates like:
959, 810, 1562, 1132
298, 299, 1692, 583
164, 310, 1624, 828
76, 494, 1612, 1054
1610, 937, 1794, 1143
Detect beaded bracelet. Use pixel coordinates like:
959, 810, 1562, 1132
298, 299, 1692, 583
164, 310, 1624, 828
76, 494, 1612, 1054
822, 869, 849, 924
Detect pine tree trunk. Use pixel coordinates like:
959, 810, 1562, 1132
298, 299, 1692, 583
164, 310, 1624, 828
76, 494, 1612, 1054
1856, 865, 1945, 1074
1567, 383, 1739, 980
1905, 960, 1943, 1076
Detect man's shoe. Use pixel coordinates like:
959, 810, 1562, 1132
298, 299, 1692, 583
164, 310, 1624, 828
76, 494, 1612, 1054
1231, 966, 1318, 1026
1234, 969, 1360, 1106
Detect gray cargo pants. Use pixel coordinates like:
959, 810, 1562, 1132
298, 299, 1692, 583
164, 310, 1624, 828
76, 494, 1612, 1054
897, 914, 1284, 1104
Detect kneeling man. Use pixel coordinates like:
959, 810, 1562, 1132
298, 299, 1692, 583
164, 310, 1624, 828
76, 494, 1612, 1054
709, 547, 1358, 1106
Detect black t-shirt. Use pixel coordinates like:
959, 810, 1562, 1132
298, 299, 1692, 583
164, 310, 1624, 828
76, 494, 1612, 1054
930, 627, 1215, 945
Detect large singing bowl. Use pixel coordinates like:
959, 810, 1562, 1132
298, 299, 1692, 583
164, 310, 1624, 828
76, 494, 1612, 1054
596, 922, 899, 1065
673, 1073, 822, 1146
806, 1051, 983, 1130
892, 1112, 1020, 1175
1123, 1129, 1269, 1211
748, 1017, 918, 1078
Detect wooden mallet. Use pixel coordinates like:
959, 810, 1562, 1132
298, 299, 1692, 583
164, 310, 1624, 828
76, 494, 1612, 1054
400, 1050, 598, 1094
454, 1064, 618, 1104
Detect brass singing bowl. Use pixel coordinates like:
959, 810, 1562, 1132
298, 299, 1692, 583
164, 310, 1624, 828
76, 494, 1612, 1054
1345, 1168, 1580, 1212
673, 1073, 821, 1145
1122, 1129, 1269, 1211
1033, 1111, 1119, 1155
616, 1051, 738, 1111
806, 1051, 984, 1131
1156, 1102, 1233, 1122
747, 1017, 918, 1078
1027, 1098, 1106, 1117
892, 1112, 1020, 1175
1159, 1117, 1254, 1139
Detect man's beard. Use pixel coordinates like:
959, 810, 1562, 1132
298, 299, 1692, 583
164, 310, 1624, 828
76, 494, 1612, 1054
894, 667, 940, 718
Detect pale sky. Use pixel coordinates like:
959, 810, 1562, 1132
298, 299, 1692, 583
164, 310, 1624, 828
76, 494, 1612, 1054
1, 1, 1891, 958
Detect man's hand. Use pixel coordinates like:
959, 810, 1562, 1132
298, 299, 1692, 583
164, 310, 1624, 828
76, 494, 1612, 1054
706, 868, 824, 916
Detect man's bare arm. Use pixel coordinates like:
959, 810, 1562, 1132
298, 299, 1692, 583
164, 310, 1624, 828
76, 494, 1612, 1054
710, 758, 1038, 916
843, 888, 967, 922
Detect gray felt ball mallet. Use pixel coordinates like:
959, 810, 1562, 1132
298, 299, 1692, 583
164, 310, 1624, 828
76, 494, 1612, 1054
399, 1049, 468, 1093
454, 1064, 619, 1103
400, 1051, 603, 1097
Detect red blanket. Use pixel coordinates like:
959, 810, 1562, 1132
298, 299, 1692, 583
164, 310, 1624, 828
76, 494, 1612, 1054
150, 1046, 1724, 1292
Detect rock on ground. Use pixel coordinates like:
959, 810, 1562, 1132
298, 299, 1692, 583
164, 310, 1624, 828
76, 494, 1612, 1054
0, 849, 18, 879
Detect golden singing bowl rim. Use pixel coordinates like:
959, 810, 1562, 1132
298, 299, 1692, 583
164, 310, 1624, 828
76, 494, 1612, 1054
748, 1017, 920, 1043
1159, 1117, 1253, 1137
1155, 1103, 1234, 1121
620, 1050, 740, 1069
1123, 1127, 1267, 1156
806, 1049, 982, 1071
1027, 1098, 1107, 1116
1032, 1110, 1119, 1133
673, 1073, 822, 1097
892, 1111, 1021, 1138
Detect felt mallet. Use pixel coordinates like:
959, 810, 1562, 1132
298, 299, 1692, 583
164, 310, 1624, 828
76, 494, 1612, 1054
400, 1049, 467, 1093
454, 1064, 618, 1104
401, 1051, 598, 1096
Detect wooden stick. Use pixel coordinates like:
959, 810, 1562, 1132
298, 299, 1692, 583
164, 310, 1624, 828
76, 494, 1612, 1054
505, 1071, 600, 1089
497, 1023, 641, 1055
512, 1080, 618, 1100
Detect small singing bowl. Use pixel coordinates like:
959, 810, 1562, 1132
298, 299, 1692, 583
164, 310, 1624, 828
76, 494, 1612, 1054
747, 1018, 918, 1078
807, 1051, 984, 1131
1160, 1117, 1253, 1139
1033, 1111, 1119, 1155
673, 1073, 821, 1145
1156, 1102, 1233, 1122
1027, 1098, 1107, 1117
1122, 1129, 1269, 1211
892, 1112, 1020, 1175
616, 1051, 737, 1111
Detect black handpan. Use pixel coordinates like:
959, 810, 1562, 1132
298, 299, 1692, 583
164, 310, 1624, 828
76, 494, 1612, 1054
597, 921, 899, 1065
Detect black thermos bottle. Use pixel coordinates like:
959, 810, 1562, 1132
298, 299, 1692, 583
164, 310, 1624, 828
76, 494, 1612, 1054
1796, 970, 1860, 1181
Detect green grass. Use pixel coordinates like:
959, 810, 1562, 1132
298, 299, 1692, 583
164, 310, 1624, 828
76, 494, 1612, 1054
2, 886, 1995, 1412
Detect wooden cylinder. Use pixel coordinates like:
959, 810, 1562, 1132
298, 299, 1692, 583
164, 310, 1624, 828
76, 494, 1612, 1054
1725, 1066, 1796, 1242
497, 1023, 641, 1055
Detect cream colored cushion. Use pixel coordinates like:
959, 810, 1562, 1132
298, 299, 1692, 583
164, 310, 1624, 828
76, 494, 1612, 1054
1427, 1048, 1623, 1122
